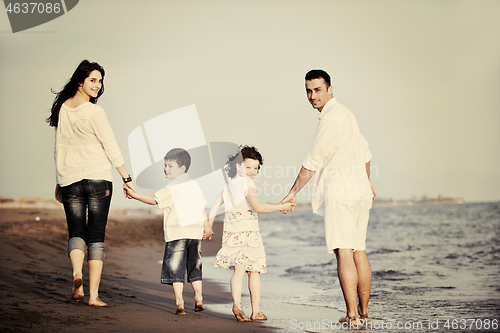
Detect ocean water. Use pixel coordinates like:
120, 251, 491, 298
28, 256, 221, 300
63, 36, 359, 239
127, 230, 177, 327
203, 202, 500, 332
259, 203, 500, 328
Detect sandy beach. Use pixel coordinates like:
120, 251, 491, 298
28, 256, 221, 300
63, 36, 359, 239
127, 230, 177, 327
0, 207, 276, 333
5, 202, 495, 333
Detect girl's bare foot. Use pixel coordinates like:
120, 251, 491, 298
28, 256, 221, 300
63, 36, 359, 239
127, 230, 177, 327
71, 276, 84, 301
232, 304, 251, 322
88, 297, 107, 307
251, 311, 267, 320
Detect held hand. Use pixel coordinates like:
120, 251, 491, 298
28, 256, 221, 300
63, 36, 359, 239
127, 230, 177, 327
123, 186, 136, 199
202, 227, 214, 241
55, 184, 63, 203
124, 182, 136, 193
279, 193, 297, 214
281, 203, 296, 213
123, 182, 136, 198
123, 182, 135, 198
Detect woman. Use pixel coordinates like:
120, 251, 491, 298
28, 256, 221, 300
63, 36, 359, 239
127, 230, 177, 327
47, 60, 135, 306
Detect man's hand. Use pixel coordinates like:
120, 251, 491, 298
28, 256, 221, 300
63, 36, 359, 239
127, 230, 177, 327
369, 179, 377, 201
279, 192, 297, 214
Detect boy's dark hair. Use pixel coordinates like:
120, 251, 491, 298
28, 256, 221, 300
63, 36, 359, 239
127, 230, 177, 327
305, 69, 331, 87
164, 148, 191, 172
225, 145, 263, 178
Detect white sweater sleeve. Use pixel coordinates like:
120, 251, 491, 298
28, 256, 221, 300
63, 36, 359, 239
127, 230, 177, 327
88, 107, 125, 167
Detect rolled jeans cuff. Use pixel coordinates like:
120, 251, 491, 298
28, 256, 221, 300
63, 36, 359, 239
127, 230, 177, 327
88, 242, 105, 261
68, 237, 86, 258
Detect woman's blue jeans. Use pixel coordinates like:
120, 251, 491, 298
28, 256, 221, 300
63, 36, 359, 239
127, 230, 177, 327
61, 179, 112, 261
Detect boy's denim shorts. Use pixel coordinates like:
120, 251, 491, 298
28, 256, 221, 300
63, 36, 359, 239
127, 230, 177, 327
161, 239, 202, 285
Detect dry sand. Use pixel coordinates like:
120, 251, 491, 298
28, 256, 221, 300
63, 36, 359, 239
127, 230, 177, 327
0, 208, 276, 333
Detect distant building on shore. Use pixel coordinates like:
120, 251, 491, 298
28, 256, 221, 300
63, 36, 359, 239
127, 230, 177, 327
373, 196, 465, 207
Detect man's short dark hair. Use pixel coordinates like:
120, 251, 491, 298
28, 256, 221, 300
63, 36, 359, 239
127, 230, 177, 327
305, 69, 331, 87
164, 148, 191, 172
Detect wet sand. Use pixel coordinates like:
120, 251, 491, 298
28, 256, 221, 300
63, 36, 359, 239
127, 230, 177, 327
0, 208, 275, 333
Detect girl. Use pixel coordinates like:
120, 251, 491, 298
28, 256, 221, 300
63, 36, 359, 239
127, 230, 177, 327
47, 60, 135, 306
206, 146, 294, 321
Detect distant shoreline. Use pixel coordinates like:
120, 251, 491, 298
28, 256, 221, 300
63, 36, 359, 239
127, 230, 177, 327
371, 197, 466, 207
0, 196, 473, 212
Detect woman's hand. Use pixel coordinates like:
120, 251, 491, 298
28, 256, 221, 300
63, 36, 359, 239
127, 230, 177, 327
116, 165, 136, 198
123, 182, 136, 199
123, 181, 136, 198
55, 184, 63, 203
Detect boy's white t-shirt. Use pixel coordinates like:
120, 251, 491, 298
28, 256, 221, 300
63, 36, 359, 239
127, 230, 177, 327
153, 173, 206, 242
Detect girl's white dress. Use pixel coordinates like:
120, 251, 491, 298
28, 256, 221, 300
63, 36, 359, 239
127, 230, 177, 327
213, 176, 266, 273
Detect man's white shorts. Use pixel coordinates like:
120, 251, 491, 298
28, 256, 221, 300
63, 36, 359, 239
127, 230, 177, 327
324, 198, 372, 253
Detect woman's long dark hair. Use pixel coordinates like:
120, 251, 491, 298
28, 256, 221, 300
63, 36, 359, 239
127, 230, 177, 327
47, 60, 105, 127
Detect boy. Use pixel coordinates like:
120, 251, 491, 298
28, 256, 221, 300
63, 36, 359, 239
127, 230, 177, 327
125, 148, 208, 315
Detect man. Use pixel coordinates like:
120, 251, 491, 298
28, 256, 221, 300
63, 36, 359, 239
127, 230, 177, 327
280, 69, 376, 324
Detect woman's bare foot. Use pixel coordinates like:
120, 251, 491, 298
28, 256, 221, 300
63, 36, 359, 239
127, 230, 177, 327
88, 297, 107, 307
251, 311, 267, 320
194, 295, 204, 311
232, 304, 251, 322
71, 276, 84, 301
174, 305, 186, 315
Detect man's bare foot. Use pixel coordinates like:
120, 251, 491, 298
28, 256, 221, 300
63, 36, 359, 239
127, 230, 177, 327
251, 312, 267, 320
359, 313, 369, 324
88, 297, 107, 307
194, 304, 205, 311
358, 306, 369, 323
339, 315, 364, 326
71, 276, 84, 301
232, 305, 251, 322
174, 305, 186, 315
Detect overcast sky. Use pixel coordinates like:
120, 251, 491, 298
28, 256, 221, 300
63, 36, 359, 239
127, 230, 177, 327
1, 0, 499, 209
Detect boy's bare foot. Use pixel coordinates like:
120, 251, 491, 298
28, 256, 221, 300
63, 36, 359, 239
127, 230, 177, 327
251, 312, 267, 320
71, 276, 84, 301
88, 297, 107, 307
174, 305, 186, 315
232, 305, 251, 322
194, 304, 205, 311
